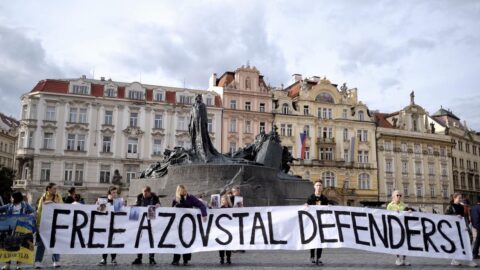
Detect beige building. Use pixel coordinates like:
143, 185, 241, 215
0, 113, 18, 170
375, 93, 453, 212
14, 76, 223, 203
272, 75, 378, 206
431, 107, 480, 204
209, 65, 273, 153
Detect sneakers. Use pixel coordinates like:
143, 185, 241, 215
451, 259, 461, 266
311, 257, 316, 264
149, 258, 156, 265
111, 259, 117, 265
171, 261, 179, 266
469, 261, 478, 267
403, 259, 411, 266
97, 259, 107, 266
316, 259, 323, 266
226, 258, 231, 265
52, 262, 60, 268
220, 257, 224, 265
132, 258, 142, 265
395, 258, 403, 266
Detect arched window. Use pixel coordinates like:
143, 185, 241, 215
358, 173, 370, 189
245, 77, 251, 89
358, 110, 365, 121
282, 103, 289, 114
322, 171, 336, 187
315, 92, 334, 104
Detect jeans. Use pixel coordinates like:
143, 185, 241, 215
310, 248, 322, 259
219, 250, 231, 259
473, 228, 480, 257
173, 253, 191, 263
35, 237, 60, 263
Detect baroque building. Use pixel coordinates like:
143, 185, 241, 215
0, 113, 19, 170
430, 107, 480, 204
13, 76, 222, 203
209, 65, 273, 154
272, 75, 378, 206
375, 93, 453, 212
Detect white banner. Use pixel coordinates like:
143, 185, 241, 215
40, 204, 472, 260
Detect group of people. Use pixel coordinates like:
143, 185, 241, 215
2, 181, 480, 268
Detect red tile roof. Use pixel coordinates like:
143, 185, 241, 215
117, 87, 125, 98
146, 89, 153, 101
166, 91, 176, 104
374, 113, 394, 128
216, 72, 235, 87
0, 113, 19, 128
90, 84, 104, 97
214, 95, 222, 107
31, 80, 68, 93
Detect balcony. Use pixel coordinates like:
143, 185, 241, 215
13, 180, 27, 189
316, 137, 335, 144
16, 148, 35, 157
64, 181, 83, 186
126, 152, 139, 159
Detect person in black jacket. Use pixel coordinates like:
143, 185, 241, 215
218, 195, 232, 265
471, 196, 480, 259
306, 180, 328, 265
132, 186, 160, 265
98, 186, 119, 266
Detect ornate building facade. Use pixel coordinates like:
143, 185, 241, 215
431, 107, 480, 204
375, 93, 453, 212
209, 65, 273, 153
14, 76, 222, 203
272, 75, 378, 206
0, 113, 18, 170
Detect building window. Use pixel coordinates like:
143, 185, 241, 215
104, 111, 113, 125
229, 119, 237, 132
67, 134, 75, 150
153, 139, 162, 155
415, 161, 422, 175
430, 186, 435, 197
30, 104, 37, 119
428, 163, 434, 176
304, 105, 309, 115
357, 130, 368, 142
74, 164, 84, 185
43, 133, 54, 149
46, 106, 56, 121
358, 173, 370, 189
401, 143, 407, 153
385, 141, 392, 151
28, 132, 34, 148
128, 90, 145, 100
416, 185, 423, 197
105, 88, 116, 97
72, 85, 89, 95
440, 147, 446, 157
287, 124, 292, 137
79, 108, 87, 123
208, 118, 213, 133
154, 114, 163, 129
427, 146, 433, 155
259, 103, 265, 112
403, 184, 409, 197
260, 122, 266, 133
40, 162, 51, 182
305, 147, 310, 160
386, 159, 393, 173
357, 151, 369, 163
358, 110, 365, 121
102, 136, 112, 153
69, 108, 78, 122
387, 183, 393, 197
245, 120, 251, 133
230, 100, 237, 110
130, 112, 138, 127
179, 95, 193, 104
64, 163, 73, 184
343, 129, 348, 141
473, 145, 478, 155
22, 105, 28, 119
280, 124, 286, 136
414, 144, 421, 154
245, 102, 251, 111
206, 97, 212, 106
127, 138, 138, 154
229, 142, 236, 154
125, 165, 139, 184
19, 132, 25, 149
466, 143, 471, 153
402, 160, 408, 174
177, 116, 186, 130
155, 92, 164, 101
342, 109, 347, 119
282, 103, 289, 114
322, 171, 336, 187
460, 158, 464, 169
77, 135, 86, 151
458, 142, 463, 151
441, 163, 448, 176
344, 149, 349, 162
303, 125, 309, 137
99, 165, 111, 183
319, 147, 333, 160
320, 127, 333, 138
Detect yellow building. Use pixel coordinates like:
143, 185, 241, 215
0, 113, 18, 170
375, 93, 453, 212
273, 75, 378, 206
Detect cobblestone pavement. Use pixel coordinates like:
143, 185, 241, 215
6, 249, 479, 270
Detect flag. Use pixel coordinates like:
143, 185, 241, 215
299, 131, 307, 160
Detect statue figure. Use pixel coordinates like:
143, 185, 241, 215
410, 90, 415, 105
189, 94, 223, 162
281, 146, 296, 173
112, 169, 123, 185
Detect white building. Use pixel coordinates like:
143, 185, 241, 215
14, 76, 223, 203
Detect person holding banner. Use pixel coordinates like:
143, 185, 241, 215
131, 186, 160, 265
0, 192, 35, 270
470, 196, 480, 259
306, 180, 329, 265
171, 185, 207, 266
445, 193, 477, 267
97, 186, 119, 266
34, 183, 63, 269
386, 190, 411, 266
218, 195, 232, 265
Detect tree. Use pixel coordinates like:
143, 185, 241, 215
0, 166, 15, 204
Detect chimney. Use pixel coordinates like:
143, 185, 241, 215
209, 73, 217, 87
292, 74, 302, 82
100, 76, 105, 81
81, 75, 87, 79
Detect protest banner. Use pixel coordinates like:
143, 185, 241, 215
39, 204, 472, 260
0, 215, 35, 264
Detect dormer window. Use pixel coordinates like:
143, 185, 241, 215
104, 87, 117, 97
128, 90, 145, 100
206, 96, 213, 106
71, 85, 90, 95
358, 110, 365, 121
179, 95, 193, 104
154, 89, 165, 102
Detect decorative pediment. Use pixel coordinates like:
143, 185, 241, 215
151, 129, 166, 137
175, 131, 190, 138
65, 123, 89, 132
100, 126, 115, 135
122, 126, 145, 137
227, 133, 239, 140
41, 122, 58, 130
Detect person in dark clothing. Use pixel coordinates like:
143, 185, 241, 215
171, 185, 207, 266
471, 196, 480, 259
132, 186, 160, 265
218, 195, 232, 265
98, 186, 119, 266
446, 192, 477, 267
63, 187, 76, 204
306, 180, 329, 265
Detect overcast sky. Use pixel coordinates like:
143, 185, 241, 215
1, 1, 479, 130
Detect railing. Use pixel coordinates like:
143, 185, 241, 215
126, 153, 139, 159
316, 137, 335, 144
13, 180, 27, 188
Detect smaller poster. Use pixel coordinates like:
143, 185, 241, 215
233, 196, 243, 208
113, 198, 124, 212
96, 198, 108, 212
129, 207, 140, 221
147, 206, 156, 220
210, 194, 220, 209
